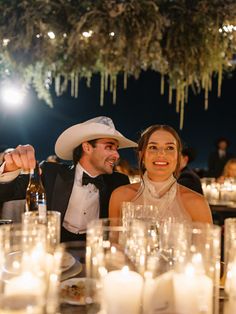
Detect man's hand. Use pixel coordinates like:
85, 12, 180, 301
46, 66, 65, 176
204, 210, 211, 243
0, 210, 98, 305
3, 145, 36, 172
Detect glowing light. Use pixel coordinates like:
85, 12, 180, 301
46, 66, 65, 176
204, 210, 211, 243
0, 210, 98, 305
0, 85, 26, 109
220, 24, 236, 33
110, 32, 115, 37
2, 38, 10, 46
82, 30, 93, 38
47, 31, 55, 39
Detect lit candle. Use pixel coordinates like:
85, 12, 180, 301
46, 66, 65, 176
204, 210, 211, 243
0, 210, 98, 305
102, 266, 143, 314
5, 271, 45, 296
173, 263, 213, 314
143, 270, 176, 313
143, 263, 213, 313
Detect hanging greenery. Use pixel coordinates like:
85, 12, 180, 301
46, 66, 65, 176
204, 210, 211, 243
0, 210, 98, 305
0, 0, 236, 128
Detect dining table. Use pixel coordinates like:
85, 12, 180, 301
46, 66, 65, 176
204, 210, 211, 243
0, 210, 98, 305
60, 241, 99, 314
210, 202, 236, 226
59, 241, 228, 314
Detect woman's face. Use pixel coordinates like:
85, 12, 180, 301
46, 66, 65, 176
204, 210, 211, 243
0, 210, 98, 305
143, 129, 178, 181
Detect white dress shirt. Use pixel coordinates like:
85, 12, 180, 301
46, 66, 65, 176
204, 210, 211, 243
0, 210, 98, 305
62, 163, 100, 234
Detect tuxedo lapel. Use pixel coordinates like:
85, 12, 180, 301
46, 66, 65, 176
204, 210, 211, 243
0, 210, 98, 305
99, 184, 109, 218
51, 167, 75, 220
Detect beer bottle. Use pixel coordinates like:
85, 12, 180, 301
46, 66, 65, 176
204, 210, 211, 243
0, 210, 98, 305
25, 162, 47, 218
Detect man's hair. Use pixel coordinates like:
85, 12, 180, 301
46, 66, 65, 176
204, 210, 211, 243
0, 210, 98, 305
215, 137, 230, 147
181, 146, 196, 164
73, 139, 97, 164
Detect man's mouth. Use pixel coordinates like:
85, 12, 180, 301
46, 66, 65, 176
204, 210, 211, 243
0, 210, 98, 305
107, 160, 117, 167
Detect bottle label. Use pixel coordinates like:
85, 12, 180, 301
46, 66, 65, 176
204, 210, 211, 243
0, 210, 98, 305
25, 202, 29, 212
38, 202, 47, 220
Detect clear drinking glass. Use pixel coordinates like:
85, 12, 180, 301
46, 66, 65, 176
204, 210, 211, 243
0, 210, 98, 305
122, 202, 160, 256
22, 211, 61, 252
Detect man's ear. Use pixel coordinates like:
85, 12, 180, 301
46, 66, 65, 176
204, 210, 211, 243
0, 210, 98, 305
183, 155, 189, 166
82, 142, 91, 153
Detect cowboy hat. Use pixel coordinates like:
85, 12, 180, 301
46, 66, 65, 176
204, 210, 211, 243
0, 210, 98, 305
55, 116, 137, 160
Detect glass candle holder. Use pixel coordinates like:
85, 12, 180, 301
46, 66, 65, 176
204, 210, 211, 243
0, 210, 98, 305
86, 218, 147, 314
224, 219, 236, 313
143, 223, 221, 314
0, 223, 64, 314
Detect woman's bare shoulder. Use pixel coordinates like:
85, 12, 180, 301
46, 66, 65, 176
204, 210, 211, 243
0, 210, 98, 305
178, 184, 205, 201
113, 182, 141, 196
178, 184, 212, 223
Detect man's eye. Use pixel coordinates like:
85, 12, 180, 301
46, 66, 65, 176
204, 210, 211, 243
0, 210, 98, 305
106, 145, 117, 150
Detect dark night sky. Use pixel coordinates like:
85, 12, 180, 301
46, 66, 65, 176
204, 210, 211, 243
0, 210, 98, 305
1, 69, 236, 170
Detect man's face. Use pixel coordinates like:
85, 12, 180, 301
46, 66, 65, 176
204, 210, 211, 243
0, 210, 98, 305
87, 138, 120, 175
218, 140, 227, 150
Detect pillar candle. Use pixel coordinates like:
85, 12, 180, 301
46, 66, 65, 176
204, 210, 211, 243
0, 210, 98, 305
173, 264, 213, 314
102, 266, 143, 314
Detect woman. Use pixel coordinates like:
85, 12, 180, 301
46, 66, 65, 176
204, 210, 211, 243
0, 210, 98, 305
109, 125, 212, 223
217, 158, 236, 183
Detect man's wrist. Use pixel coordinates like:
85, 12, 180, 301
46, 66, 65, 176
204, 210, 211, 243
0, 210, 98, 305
0, 162, 21, 183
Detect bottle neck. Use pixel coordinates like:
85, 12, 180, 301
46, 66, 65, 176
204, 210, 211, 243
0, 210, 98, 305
29, 163, 42, 184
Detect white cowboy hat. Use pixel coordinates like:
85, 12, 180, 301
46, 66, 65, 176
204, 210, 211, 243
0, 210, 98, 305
55, 116, 137, 160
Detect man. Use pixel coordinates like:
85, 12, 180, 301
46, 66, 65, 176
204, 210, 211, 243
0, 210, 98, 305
178, 146, 203, 195
208, 137, 234, 178
0, 116, 137, 241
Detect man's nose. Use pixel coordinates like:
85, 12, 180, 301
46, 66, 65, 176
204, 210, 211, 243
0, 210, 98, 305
113, 150, 120, 159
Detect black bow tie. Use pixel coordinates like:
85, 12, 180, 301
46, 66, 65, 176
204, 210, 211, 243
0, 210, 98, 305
82, 172, 105, 192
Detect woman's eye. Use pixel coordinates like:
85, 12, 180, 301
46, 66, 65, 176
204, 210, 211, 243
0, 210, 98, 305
148, 146, 157, 150
166, 146, 175, 151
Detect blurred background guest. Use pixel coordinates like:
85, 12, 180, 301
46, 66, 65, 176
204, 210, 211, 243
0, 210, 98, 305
178, 146, 203, 195
114, 158, 140, 183
207, 137, 234, 179
217, 158, 236, 184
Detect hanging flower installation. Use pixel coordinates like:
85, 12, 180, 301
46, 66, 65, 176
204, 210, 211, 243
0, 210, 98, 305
0, 0, 236, 128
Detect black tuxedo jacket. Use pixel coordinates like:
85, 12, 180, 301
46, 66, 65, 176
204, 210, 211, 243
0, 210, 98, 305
0, 162, 130, 242
208, 151, 234, 178
178, 166, 203, 195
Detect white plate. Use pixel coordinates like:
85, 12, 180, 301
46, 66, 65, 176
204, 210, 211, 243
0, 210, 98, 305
61, 252, 76, 272
61, 260, 83, 281
60, 277, 93, 305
